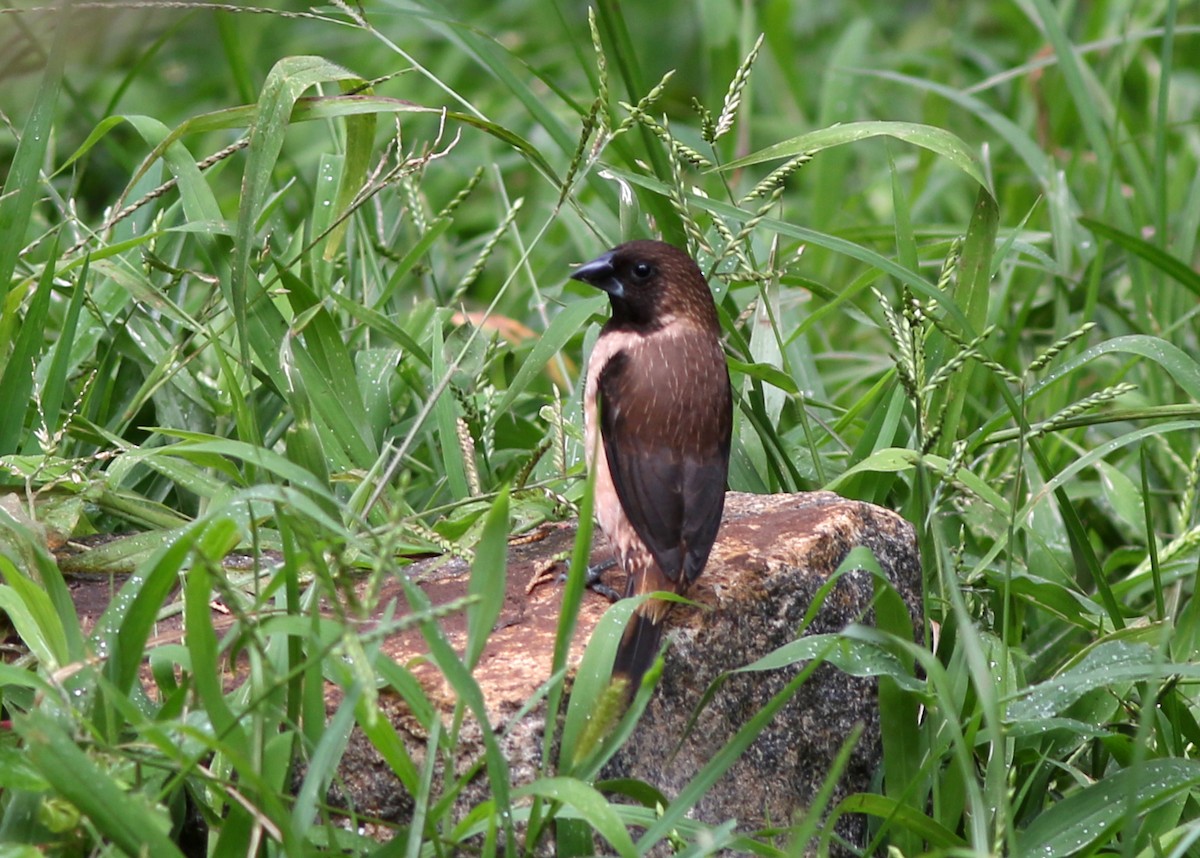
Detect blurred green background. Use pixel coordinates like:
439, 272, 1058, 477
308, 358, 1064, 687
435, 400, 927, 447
1, 0, 1199, 854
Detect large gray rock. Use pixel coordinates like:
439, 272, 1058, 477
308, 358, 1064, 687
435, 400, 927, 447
314, 492, 921, 850
601, 491, 921, 850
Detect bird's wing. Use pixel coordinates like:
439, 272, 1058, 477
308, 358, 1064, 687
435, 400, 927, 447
597, 343, 731, 586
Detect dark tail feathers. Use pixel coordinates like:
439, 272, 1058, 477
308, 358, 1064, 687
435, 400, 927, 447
612, 610, 665, 694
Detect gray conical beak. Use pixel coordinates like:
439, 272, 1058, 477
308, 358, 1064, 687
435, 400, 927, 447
570, 250, 623, 298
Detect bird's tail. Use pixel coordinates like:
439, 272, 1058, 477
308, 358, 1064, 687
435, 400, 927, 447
612, 606, 666, 695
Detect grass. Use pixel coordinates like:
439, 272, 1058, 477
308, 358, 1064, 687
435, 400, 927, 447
1, 0, 1199, 854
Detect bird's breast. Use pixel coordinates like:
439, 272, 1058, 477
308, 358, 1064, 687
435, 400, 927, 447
583, 322, 727, 574
584, 328, 645, 564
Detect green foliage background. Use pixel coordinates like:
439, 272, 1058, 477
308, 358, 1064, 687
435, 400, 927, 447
1, 0, 1199, 854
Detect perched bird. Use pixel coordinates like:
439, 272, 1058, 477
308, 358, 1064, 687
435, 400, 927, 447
570, 239, 733, 692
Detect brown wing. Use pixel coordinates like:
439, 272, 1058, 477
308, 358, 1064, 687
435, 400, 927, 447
597, 339, 732, 586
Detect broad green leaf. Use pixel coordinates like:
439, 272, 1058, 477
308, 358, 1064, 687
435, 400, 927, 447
1097, 460, 1146, 537
465, 487, 509, 671
0, 239, 57, 454
0, 582, 61, 670
1051, 341, 1198, 410
0, 13, 64, 303
120, 114, 223, 225
323, 82, 377, 261
228, 56, 369, 441
18, 718, 185, 858
36, 253, 89, 441
514, 777, 637, 858
182, 520, 250, 760
726, 356, 800, 394
1019, 758, 1200, 856
0, 504, 83, 666
430, 316, 469, 499
492, 294, 606, 423
713, 120, 990, 191
1008, 640, 1154, 721
1081, 216, 1200, 299
144, 434, 334, 495
734, 632, 925, 693
933, 186, 998, 458
833, 793, 966, 849
396, 572, 515, 852
559, 595, 647, 778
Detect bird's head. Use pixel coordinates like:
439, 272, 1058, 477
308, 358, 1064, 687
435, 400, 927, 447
570, 239, 719, 331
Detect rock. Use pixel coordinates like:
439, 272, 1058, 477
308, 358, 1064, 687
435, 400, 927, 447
312, 491, 921, 851
601, 491, 920, 851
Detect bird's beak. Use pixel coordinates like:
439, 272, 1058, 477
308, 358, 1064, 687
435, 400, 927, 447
570, 250, 624, 299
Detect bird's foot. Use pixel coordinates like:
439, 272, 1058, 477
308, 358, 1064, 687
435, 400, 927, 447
550, 556, 621, 601
579, 557, 622, 602
526, 555, 622, 601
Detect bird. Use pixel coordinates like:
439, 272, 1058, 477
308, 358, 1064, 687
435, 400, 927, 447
570, 239, 733, 693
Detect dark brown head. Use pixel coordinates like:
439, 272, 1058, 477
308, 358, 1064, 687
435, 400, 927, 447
570, 239, 720, 332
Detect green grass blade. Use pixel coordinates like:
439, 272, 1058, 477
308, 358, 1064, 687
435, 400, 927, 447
465, 487, 509, 670
636, 652, 829, 852
183, 521, 251, 760
396, 574, 516, 854
430, 317, 470, 499
1023, 0, 1112, 175
323, 82, 377, 261
0, 11, 64, 303
831, 793, 966, 850
934, 186, 998, 458
514, 777, 637, 858
1080, 216, 1200, 299
36, 252, 89, 441
0, 502, 83, 666
491, 294, 605, 424
0, 238, 58, 454
17, 717, 185, 858
1018, 759, 1200, 855
229, 56, 368, 441
715, 120, 991, 192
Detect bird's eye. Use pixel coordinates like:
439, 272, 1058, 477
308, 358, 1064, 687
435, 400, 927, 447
631, 261, 653, 280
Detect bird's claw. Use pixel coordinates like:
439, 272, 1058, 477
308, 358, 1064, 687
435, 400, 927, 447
584, 558, 623, 602
555, 556, 621, 602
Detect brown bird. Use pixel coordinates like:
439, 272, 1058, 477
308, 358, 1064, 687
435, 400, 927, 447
571, 239, 733, 692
